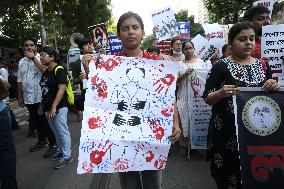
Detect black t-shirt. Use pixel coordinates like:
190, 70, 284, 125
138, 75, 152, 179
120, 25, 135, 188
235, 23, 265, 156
40, 65, 69, 112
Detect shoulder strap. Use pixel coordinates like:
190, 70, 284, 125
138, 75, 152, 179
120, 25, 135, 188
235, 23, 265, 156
54, 65, 64, 75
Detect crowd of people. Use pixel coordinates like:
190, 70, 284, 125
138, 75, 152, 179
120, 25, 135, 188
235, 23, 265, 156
0, 4, 282, 189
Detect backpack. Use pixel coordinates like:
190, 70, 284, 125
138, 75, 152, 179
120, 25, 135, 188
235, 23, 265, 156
54, 65, 74, 105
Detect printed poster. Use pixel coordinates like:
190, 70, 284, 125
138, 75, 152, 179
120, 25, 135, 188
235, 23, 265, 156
152, 6, 179, 41
253, 0, 276, 16
177, 22, 190, 40
77, 55, 178, 173
234, 88, 284, 189
107, 34, 122, 55
188, 69, 211, 149
88, 23, 109, 48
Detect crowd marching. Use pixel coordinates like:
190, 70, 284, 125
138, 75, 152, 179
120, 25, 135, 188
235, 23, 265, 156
0, 4, 282, 189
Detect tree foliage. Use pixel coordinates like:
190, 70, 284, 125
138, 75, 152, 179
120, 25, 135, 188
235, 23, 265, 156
203, 0, 254, 24
0, 0, 113, 50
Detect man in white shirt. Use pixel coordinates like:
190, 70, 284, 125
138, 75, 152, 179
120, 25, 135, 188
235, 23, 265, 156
17, 37, 57, 157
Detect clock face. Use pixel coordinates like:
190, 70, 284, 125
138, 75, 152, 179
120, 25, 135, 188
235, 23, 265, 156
242, 96, 281, 136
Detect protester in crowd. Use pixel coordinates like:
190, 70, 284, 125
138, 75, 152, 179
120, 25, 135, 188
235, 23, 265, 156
243, 5, 271, 59
176, 41, 207, 157
147, 46, 160, 56
0, 77, 18, 189
0, 58, 19, 130
169, 38, 184, 61
7, 61, 18, 100
82, 11, 181, 189
40, 46, 73, 169
72, 38, 94, 121
203, 22, 279, 189
17, 37, 57, 157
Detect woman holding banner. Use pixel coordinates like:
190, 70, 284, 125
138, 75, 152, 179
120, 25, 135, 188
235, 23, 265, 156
176, 41, 207, 156
203, 22, 279, 189
82, 11, 181, 189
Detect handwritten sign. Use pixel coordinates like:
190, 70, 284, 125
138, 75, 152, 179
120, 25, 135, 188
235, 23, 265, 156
152, 7, 179, 41
203, 23, 225, 50
188, 69, 211, 149
77, 55, 178, 173
261, 24, 284, 79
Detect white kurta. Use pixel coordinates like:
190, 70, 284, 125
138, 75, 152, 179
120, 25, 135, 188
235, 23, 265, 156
177, 58, 207, 137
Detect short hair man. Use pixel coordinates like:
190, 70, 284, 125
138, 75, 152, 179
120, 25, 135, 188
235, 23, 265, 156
17, 37, 57, 157
243, 6, 271, 59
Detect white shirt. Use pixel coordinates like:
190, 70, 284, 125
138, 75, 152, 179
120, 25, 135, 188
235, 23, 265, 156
0, 68, 8, 81
17, 54, 42, 104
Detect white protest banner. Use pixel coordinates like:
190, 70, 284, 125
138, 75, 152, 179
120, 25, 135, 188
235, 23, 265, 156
253, 0, 276, 16
188, 69, 211, 149
152, 6, 179, 42
191, 34, 209, 58
77, 55, 178, 173
261, 24, 284, 79
203, 23, 226, 50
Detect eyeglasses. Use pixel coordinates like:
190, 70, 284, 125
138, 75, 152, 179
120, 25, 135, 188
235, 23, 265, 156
256, 16, 270, 21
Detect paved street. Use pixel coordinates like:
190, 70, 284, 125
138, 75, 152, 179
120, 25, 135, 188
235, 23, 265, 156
10, 100, 217, 189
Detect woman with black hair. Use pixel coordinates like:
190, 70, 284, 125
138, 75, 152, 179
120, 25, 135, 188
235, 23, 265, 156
170, 38, 184, 61
40, 46, 73, 169
203, 22, 279, 189
176, 41, 207, 156
83, 11, 181, 189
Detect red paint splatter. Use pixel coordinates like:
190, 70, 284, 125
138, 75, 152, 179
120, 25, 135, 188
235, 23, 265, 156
154, 155, 167, 170
88, 117, 101, 129
161, 107, 173, 117
160, 64, 164, 67
147, 119, 165, 140
153, 127, 165, 140
153, 74, 175, 95
91, 75, 108, 99
82, 161, 94, 173
97, 57, 122, 71
145, 151, 155, 162
114, 158, 129, 172
89, 141, 112, 165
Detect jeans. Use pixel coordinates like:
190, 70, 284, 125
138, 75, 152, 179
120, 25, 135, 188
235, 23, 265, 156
0, 107, 18, 189
26, 103, 56, 145
45, 107, 71, 159
119, 170, 162, 189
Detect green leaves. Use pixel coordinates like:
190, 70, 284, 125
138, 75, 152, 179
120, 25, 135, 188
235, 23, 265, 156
203, 0, 255, 24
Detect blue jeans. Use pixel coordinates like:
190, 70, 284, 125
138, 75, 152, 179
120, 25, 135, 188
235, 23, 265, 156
0, 107, 18, 189
45, 107, 71, 159
119, 170, 162, 189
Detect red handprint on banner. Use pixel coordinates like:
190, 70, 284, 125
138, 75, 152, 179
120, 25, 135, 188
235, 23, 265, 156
154, 155, 167, 170
97, 56, 123, 71
82, 161, 94, 173
147, 119, 165, 141
114, 158, 130, 172
153, 74, 175, 95
145, 150, 155, 162
90, 140, 112, 165
91, 74, 108, 99
88, 116, 102, 129
161, 103, 174, 117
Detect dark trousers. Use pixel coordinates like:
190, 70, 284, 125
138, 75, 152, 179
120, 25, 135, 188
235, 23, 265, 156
0, 107, 18, 189
26, 103, 56, 145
